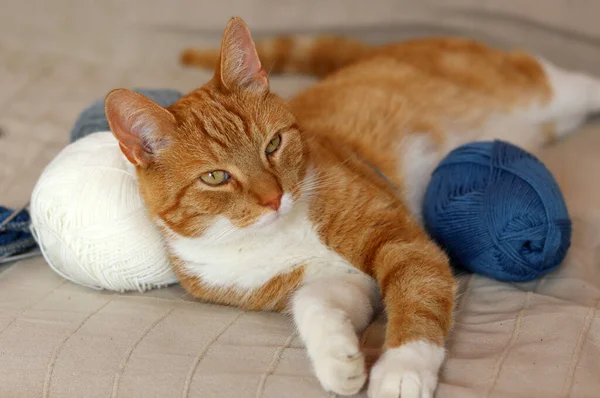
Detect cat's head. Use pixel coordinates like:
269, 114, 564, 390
105, 18, 308, 239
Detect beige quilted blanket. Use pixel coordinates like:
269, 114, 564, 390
1, 1, 599, 397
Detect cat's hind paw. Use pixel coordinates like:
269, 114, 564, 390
368, 341, 445, 398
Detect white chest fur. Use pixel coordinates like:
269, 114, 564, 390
165, 193, 358, 290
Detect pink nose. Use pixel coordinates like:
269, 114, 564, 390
260, 194, 282, 211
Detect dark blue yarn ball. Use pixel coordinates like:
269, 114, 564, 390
422, 140, 571, 282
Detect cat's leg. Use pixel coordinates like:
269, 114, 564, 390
536, 58, 600, 136
367, 240, 455, 398
291, 272, 378, 396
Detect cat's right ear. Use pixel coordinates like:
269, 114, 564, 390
105, 89, 176, 167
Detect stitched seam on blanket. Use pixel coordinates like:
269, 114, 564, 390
43, 299, 113, 398
484, 277, 541, 397
561, 298, 599, 397
181, 310, 246, 398
111, 307, 176, 398
254, 331, 297, 398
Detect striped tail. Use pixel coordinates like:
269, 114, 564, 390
180, 35, 371, 78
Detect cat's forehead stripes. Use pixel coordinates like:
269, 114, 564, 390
203, 88, 255, 137
174, 88, 265, 149
185, 108, 230, 150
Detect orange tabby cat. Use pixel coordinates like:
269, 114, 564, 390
105, 18, 600, 398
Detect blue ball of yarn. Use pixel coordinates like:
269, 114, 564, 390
422, 140, 571, 282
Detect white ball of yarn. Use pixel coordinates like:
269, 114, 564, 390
30, 132, 178, 292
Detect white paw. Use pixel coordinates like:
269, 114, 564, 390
310, 328, 367, 396
368, 341, 445, 398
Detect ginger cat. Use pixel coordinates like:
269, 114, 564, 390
105, 18, 600, 398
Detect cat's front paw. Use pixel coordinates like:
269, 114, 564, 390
311, 331, 367, 396
368, 341, 445, 398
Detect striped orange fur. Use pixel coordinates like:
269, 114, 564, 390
105, 17, 600, 397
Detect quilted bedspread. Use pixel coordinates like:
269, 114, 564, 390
1, 1, 599, 397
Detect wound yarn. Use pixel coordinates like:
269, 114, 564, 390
30, 132, 177, 292
0, 206, 37, 259
422, 140, 571, 282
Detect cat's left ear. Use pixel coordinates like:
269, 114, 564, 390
216, 17, 269, 94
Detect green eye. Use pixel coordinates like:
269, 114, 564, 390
200, 170, 230, 186
265, 134, 282, 155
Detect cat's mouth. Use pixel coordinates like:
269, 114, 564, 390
253, 211, 281, 229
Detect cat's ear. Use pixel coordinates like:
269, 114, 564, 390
216, 17, 269, 93
105, 89, 176, 167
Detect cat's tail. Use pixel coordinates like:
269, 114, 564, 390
180, 35, 371, 78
